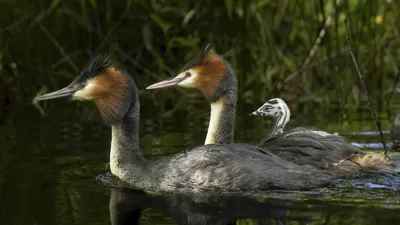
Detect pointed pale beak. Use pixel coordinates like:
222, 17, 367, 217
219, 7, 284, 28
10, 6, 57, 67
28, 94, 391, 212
146, 77, 185, 90
33, 86, 77, 101
249, 110, 266, 116
249, 111, 259, 116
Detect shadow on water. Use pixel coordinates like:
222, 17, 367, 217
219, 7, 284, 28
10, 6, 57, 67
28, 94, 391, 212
110, 187, 400, 225
1, 100, 400, 224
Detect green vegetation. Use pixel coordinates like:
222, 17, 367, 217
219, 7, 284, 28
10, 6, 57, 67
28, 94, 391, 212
1, 0, 400, 113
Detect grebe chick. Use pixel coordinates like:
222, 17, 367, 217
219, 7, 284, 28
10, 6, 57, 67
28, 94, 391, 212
147, 44, 399, 175
251, 98, 400, 173
33, 55, 332, 193
250, 98, 291, 138
250, 98, 332, 141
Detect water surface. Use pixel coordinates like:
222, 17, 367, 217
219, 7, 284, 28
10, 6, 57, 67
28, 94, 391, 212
1, 100, 400, 225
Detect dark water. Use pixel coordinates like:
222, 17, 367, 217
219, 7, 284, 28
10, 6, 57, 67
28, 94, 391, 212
2, 99, 400, 225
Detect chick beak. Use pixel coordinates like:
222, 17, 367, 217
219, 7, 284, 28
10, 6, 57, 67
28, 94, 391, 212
249, 110, 265, 116
249, 111, 258, 116
33, 86, 77, 102
146, 77, 186, 90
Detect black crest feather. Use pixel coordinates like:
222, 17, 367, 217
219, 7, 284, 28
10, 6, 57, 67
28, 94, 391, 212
73, 54, 113, 84
85, 54, 112, 75
180, 44, 214, 72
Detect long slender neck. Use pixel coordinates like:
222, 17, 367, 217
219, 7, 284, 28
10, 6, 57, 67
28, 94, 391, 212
268, 104, 290, 137
205, 90, 236, 145
260, 114, 286, 144
270, 114, 284, 136
110, 98, 147, 182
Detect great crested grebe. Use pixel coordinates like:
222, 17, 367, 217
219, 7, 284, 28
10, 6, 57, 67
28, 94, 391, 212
146, 45, 398, 175
33, 55, 333, 193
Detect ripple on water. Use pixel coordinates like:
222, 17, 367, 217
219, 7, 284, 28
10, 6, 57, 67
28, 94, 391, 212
351, 142, 394, 149
351, 130, 391, 135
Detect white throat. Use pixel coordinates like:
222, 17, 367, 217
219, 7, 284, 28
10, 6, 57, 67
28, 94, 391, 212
205, 100, 224, 145
110, 127, 126, 178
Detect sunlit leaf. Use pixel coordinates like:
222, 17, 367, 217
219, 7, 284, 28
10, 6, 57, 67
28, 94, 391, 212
182, 9, 196, 26
32, 86, 48, 116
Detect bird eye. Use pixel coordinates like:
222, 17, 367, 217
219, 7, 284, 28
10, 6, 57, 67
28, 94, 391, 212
185, 72, 192, 77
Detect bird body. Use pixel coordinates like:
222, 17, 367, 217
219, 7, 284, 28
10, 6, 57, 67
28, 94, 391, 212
147, 44, 398, 175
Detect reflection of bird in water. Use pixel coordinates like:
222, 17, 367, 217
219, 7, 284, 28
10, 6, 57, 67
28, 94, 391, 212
391, 112, 400, 151
147, 44, 399, 175
109, 188, 302, 225
34, 55, 332, 193
109, 187, 400, 225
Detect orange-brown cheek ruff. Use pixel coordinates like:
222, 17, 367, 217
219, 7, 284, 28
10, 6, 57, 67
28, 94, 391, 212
191, 54, 226, 99
76, 68, 129, 124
